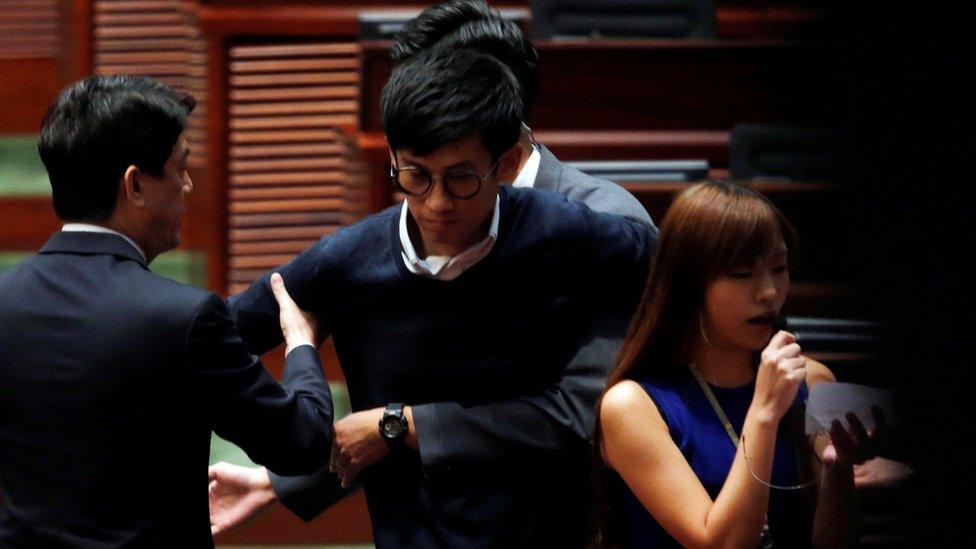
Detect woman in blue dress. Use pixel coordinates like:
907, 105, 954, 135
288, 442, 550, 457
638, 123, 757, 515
595, 181, 875, 548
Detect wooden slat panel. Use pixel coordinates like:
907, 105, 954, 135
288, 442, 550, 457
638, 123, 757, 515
230, 86, 357, 101
94, 12, 186, 25
230, 143, 345, 158
95, 51, 189, 63
231, 58, 359, 73
230, 72, 359, 87
95, 25, 189, 39
230, 100, 358, 116
229, 226, 338, 243
0, 0, 59, 59
97, 38, 192, 51
229, 129, 342, 144
229, 212, 345, 227
223, 40, 369, 289
230, 198, 346, 214
92, 0, 208, 169
229, 115, 357, 130
230, 43, 359, 58
230, 172, 346, 186
230, 158, 346, 172
94, 0, 183, 12
229, 241, 317, 255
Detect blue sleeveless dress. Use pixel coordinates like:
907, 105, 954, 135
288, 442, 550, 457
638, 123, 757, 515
618, 370, 812, 548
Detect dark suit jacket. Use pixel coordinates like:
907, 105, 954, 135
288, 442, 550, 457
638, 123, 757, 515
535, 143, 658, 233
0, 232, 334, 548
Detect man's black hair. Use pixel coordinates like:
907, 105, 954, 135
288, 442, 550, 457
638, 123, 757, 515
38, 75, 195, 222
391, 1, 540, 119
382, 46, 523, 160
391, 0, 494, 62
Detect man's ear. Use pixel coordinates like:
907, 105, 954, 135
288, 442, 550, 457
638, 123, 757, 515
121, 165, 146, 208
496, 143, 523, 182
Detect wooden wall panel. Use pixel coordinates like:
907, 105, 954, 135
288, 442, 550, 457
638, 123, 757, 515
225, 41, 370, 293
0, 0, 65, 133
92, 0, 208, 169
0, 0, 60, 59
0, 58, 62, 134
0, 197, 60, 250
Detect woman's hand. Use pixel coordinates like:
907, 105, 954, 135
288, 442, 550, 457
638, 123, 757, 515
821, 408, 881, 468
753, 330, 807, 422
269, 272, 319, 353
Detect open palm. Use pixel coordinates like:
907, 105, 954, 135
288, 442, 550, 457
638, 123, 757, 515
208, 462, 275, 536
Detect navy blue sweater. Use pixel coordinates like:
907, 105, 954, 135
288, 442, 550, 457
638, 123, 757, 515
230, 186, 654, 547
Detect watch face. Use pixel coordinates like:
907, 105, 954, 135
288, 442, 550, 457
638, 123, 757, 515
382, 417, 404, 438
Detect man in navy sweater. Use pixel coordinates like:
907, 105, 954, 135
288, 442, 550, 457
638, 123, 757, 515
209, 46, 654, 547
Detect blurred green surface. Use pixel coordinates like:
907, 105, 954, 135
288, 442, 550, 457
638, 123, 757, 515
150, 250, 207, 287
0, 252, 29, 273
0, 135, 50, 196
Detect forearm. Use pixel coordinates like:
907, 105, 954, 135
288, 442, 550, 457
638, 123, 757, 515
238, 346, 334, 475
701, 407, 778, 548
813, 460, 858, 548
411, 319, 624, 468
269, 466, 352, 522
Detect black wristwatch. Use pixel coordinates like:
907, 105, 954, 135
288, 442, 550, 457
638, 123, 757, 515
378, 402, 409, 448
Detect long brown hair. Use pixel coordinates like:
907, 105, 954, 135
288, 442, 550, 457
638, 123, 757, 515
590, 181, 798, 547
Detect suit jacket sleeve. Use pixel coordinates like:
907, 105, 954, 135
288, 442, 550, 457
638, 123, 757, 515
187, 293, 333, 475
267, 466, 354, 522
412, 213, 654, 470
226, 236, 345, 515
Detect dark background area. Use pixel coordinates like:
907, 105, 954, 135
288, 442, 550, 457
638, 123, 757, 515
829, 1, 976, 542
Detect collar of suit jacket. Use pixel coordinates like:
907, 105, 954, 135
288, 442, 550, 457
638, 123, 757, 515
39, 231, 148, 268
533, 143, 565, 192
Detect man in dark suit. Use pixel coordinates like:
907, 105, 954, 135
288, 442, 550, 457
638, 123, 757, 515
0, 75, 334, 547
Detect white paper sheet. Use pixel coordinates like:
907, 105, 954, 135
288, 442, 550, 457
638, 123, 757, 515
805, 382, 896, 435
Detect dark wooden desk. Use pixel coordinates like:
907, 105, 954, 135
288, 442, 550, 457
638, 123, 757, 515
361, 38, 832, 134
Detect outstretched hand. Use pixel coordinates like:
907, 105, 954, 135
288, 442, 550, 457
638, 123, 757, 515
208, 462, 276, 536
269, 272, 320, 352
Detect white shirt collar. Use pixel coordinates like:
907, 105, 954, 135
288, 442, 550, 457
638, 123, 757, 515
399, 195, 500, 281
511, 144, 542, 189
61, 223, 147, 263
